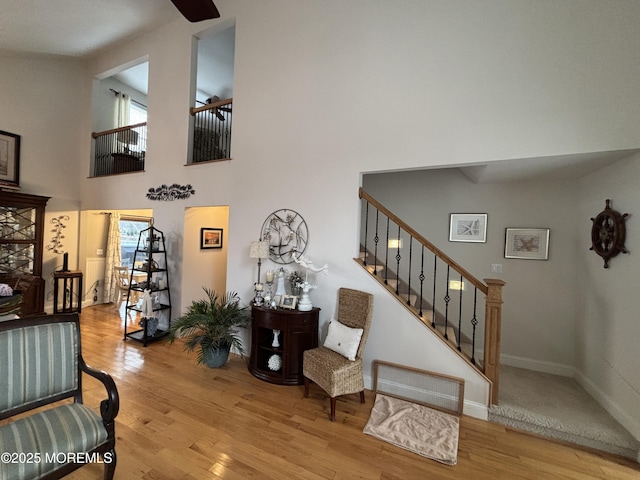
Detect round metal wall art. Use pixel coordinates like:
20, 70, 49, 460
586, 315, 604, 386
260, 209, 308, 264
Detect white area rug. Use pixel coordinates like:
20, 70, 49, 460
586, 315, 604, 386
363, 394, 459, 465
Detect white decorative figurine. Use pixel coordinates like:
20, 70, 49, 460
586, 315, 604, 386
267, 354, 282, 371
296, 281, 317, 311
275, 267, 287, 296
292, 253, 329, 275
292, 253, 328, 311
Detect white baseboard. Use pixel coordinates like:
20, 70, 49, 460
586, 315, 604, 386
463, 400, 488, 420
500, 353, 575, 377
574, 369, 640, 443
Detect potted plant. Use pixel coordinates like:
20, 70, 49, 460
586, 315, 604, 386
167, 288, 250, 368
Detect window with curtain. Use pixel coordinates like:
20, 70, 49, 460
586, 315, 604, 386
120, 217, 151, 267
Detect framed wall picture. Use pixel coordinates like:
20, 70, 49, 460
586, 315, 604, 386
0, 130, 20, 190
280, 295, 298, 310
200, 227, 223, 249
449, 213, 487, 243
504, 228, 550, 260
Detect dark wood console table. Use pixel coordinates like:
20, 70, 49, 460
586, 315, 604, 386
249, 306, 319, 385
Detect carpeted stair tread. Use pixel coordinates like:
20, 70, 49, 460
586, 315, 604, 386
489, 365, 640, 459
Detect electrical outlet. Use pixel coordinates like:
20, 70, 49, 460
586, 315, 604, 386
491, 263, 503, 273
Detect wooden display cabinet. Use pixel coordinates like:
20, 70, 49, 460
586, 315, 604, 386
249, 305, 319, 385
0, 191, 49, 316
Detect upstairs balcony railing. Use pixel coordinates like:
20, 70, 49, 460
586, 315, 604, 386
189, 97, 232, 163
358, 188, 505, 404
91, 123, 147, 177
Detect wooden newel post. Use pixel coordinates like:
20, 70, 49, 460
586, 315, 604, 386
484, 278, 505, 405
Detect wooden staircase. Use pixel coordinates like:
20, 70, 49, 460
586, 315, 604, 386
357, 188, 505, 404
358, 250, 480, 364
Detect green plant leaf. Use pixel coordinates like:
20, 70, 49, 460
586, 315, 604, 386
167, 288, 250, 365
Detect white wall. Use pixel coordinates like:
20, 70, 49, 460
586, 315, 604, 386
577, 154, 640, 440
2, 0, 640, 418
0, 55, 87, 310
181, 206, 229, 311
81, 0, 640, 416
362, 168, 580, 370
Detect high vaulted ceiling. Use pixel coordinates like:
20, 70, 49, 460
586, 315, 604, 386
0, 0, 182, 58
1, 0, 235, 105
2, 1, 637, 181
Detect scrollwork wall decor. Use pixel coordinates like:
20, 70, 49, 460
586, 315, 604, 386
146, 183, 195, 201
46, 215, 70, 254
260, 209, 308, 264
590, 199, 629, 268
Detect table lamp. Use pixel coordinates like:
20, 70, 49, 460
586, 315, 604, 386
249, 240, 269, 284
250, 240, 269, 306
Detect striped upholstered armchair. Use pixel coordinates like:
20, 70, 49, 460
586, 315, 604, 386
303, 288, 374, 421
0, 314, 119, 479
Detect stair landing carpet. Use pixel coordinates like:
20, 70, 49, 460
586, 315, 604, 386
489, 365, 640, 460
363, 393, 459, 465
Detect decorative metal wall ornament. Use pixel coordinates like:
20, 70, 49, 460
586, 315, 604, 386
590, 199, 629, 268
46, 215, 70, 254
260, 209, 308, 264
146, 183, 195, 201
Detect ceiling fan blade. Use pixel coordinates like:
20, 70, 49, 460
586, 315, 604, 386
171, 0, 220, 22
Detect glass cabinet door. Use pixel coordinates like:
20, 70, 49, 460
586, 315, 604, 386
0, 206, 37, 274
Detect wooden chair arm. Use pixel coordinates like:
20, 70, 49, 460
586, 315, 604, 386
80, 358, 120, 423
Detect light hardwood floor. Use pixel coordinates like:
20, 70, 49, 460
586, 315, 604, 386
64, 304, 639, 479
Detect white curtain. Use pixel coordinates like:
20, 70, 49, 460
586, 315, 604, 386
114, 93, 130, 128
103, 212, 122, 303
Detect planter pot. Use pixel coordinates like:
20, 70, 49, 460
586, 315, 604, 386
204, 345, 231, 368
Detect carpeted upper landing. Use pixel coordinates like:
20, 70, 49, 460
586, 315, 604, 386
489, 365, 640, 460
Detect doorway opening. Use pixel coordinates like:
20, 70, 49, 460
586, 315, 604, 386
180, 206, 229, 311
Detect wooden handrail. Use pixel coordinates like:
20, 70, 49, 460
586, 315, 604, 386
92, 122, 147, 139
190, 97, 233, 116
359, 187, 488, 294
359, 187, 505, 404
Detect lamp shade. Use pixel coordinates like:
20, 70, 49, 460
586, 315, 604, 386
117, 129, 139, 146
249, 240, 269, 259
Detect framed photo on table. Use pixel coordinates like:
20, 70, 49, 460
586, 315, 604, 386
449, 214, 487, 243
504, 228, 550, 260
200, 228, 223, 249
280, 295, 298, 310
0, 130, 20, 190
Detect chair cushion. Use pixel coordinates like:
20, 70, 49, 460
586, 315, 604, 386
0, 322, 78, 414
323, 318, 363, 361
303, 347, 364, 397
0, 403, 107, 480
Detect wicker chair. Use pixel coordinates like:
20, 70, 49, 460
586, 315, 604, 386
303, 287, 374, 421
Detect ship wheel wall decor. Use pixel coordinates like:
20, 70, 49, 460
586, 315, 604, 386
590, 199, 629, 268
261, 209, 308, 264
